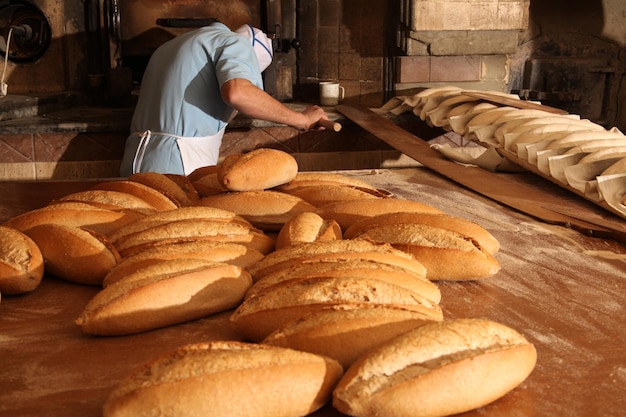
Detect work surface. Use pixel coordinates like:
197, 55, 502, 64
1, 168, 625, 417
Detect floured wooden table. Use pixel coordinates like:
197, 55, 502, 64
1, 168, 625, 417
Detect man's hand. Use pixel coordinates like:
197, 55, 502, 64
300, 105, 329, 131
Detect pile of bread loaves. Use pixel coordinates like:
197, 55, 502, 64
0, 148, 536, 417
410, 85, 626, 217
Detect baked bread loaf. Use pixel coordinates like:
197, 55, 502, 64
187, 165, 226, 197
277, 184, 390, 208
107, 206, 252, 244
230, 276, 443, 342
344, 212, 500, 255
111, 219, 275, 258
316, 198, 443, 230
218, 148, 298, 191
26, 224, 120, 286
245, 258, 440, 304
276, 172, 380, 192
163, 173, 200, 205
333, 318, 537, 417
4, 202, 144, 236
90, 180, 179, 211
102, 340, 343, 417
275, 211, 342, 250
76, 259, 252, 335
352, 222, 500, 280
103, 241, 264, 287
199, 190, 317, 231
0, 225, 44, 294
263, 303, 442, 368
247, 239, 428, 281
57, 190, 161, 213
128, 172, 195, 207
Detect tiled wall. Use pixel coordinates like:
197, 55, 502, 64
298, 0, 389, 108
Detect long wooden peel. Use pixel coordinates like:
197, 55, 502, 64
335, 104, 626, 242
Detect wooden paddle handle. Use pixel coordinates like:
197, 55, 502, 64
318, 119, 342, 132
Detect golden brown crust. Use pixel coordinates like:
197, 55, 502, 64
57, 190, 162, 212
333, 318, 537, 417
0, 225, 44, 294
276, 172, 379, 191
344, 211, 500, 255
218, 148, 298, 191
103, 241, 264, 287
76, 259, 252, 335
278, 184, 389, 208
353, 223, 501, 281
128, 172, 193, 207
245, 258, 440, 304
275, 212, 342, 250
247, 239, 428, 281
26, 224, 121, 286
316, 198, 443, 230
103, 341, 343, 417
199, 190, 317, 231
90, 180, 179, 211
230, 276, 443, 341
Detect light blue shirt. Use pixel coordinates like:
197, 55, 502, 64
120, 22, 264, 176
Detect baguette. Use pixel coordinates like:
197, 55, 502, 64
276, 172, 379, 191
333, 318, 537, 417
245, 258, 440, 304
263, 303, 442, 368
199, 190, 317, 231
112, 219, 275, 258
163, 173, 200, 205
278, 184, 390, 208
0, 225, 44, 294
26, 224, 120, 286
218, 148, 298, 191
316, 198, 443, 230
76, 259, 252, 335
4, 202, 144, 236
247, 239, 427, 281
107, 206, 252, 244
353, 223, 500, 280
189, 170, 226, 197
128, 172, 194, 207
103, 241, 264, 287
102, 341, 343, 417
344, 212, 500, 255
57, 189, 161, 212
275, 211, 342, 250
91, 180, 179, 211
230, 276, 443, 342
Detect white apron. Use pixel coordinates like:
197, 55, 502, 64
132, 128, 225, 176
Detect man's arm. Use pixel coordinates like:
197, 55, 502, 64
221, 78, 328, 131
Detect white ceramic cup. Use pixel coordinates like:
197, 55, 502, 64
319, 81, 345, 106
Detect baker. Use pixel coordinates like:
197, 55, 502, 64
120, 21, 329, 176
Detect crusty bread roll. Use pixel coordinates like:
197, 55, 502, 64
316, 198, 443, 230
218, 148, 298, 191
245, 258, 440, 304
247, 239, 427, 281
263, 303, 442, 368
333, 318, 537, 417
230, 276, 443, 342
0, 225, 44, 294
276, 172, 380, 191
128, 172, 194, 207
163, 173, 201, 205
4, 202, 144, 236
103, 241, 264, 287
26, 224, 120, 286
278, 184, 389, 208
102, 340, 343, 417
187, 165, 225, 197
90, 180, 179, 211
275, 211, 342, 250
57, 190, 161, 213
199, 190, 317, 231
106, 206, 252, 244
353, 223, 500, 280
76, 259, 252, 335
344, 212, 500, 255
112, 219, 275, 258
